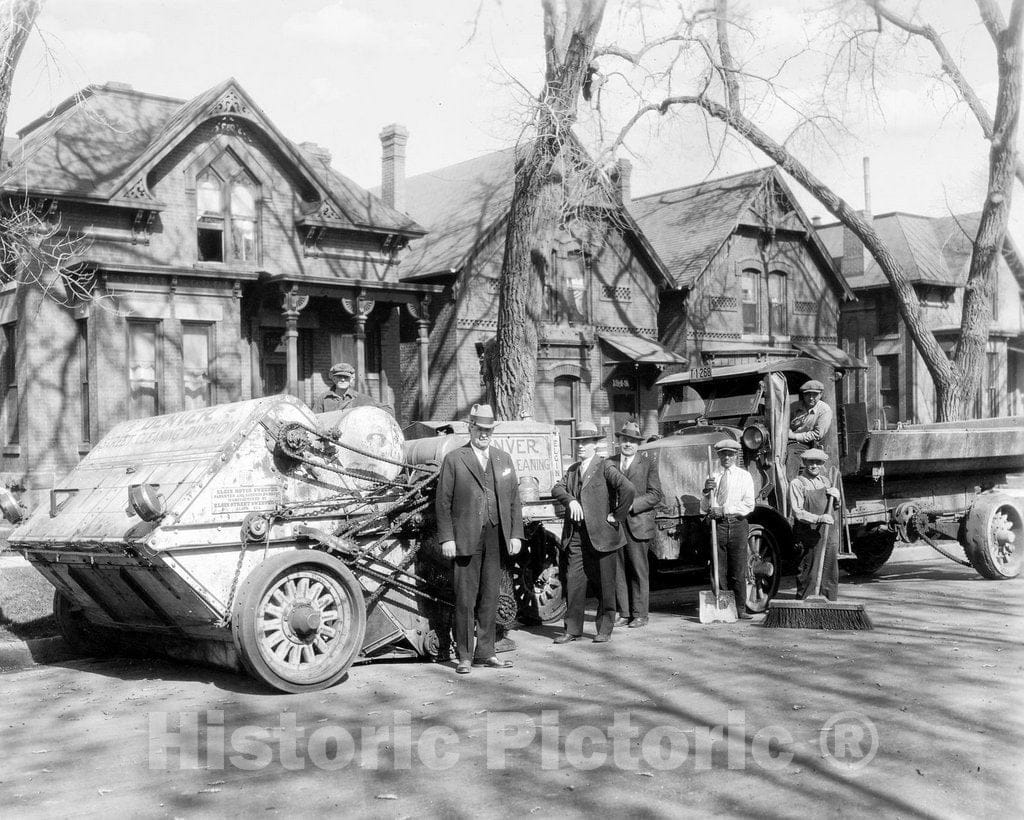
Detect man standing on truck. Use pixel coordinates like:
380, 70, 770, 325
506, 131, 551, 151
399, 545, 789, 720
312, 362, 393, 414
551, 423, 635, 644
701, 439, 756, 619
613, 421, 663, 629
788, 449, 841, 600
436, 404, 524, 675
786, 379, 833, 475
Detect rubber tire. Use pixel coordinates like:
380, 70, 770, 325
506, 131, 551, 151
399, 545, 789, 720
231, 550, 367, 693
847, 525, 897, 577
744, 524, 781, 614
53, 590, 116, 657
513, 528, 567, 624
963, 494, 1023, 580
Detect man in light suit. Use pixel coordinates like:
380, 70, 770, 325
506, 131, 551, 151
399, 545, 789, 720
612, 421, 663, 629
435, 404, 523, 675
551, 422, 635, 644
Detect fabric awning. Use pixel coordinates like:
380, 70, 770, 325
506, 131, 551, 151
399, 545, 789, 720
599, 332, 688, 366
793, 340, 866, 369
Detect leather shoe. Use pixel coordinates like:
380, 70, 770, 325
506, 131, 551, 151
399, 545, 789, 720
553, 633, 580, 644
613, 615, 629, 627
737, 612, 753, 620
592, 633, 611, 643
628, 616, 649, 629
472, 656, 513, 668
456, 660, 472, 674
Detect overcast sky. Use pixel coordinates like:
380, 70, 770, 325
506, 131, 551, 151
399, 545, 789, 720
6, 0, 1012, 223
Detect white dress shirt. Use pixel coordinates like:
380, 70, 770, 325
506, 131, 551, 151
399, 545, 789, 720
700, 465, 755, 517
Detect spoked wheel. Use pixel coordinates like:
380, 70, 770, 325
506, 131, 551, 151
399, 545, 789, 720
513, 527, 567, 624
744, 524, 781, 614
231, 550, 366, 693
963, 494, 1022, 580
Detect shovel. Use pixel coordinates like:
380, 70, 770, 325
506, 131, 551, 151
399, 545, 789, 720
699, 445, 738, 624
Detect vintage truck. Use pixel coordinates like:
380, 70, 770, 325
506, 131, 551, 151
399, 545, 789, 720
652, 357, 1023, 596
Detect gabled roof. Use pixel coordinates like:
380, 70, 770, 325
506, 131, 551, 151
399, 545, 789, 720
1, 79, 422, 236
815, 211, 1009, 290
397, 142, 672, 286
630, 166, 851, 298
630, 167, 771, 289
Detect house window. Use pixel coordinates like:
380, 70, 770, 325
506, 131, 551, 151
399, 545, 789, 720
542, 251, 588, 323
78, 319, 90, 443
768, 271, 787, 335
877, 297, 899, 336
182, 323, 213, 410
128, 320, 161, 419
986, 351, 1000, 418
740, 270, 759, 333
877, 354, 899, 425
1, 323, 17, 445
553, 375, 579, 470
196, 166, 259, 263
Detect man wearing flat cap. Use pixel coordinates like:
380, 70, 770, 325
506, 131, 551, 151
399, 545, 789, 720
612, 421, 663, 629
551, 423, 635, 644
786, 379, 833, 475
435, 404, 524, 675
312, 362, 392, 414
788, 448, 841, 600
700, 438, 756, 619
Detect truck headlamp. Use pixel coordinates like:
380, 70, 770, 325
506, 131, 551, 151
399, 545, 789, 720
741, 423, 768, 452
128, 483, 166, 522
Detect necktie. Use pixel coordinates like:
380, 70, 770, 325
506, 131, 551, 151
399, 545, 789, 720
716, 468, 730, 507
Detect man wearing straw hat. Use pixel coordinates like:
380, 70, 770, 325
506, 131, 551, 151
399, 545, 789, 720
788, 448, 841, 601
436, 404, 524, 674
700, 438, 756, 619
613, 421, 663, 629
551, 423, 635, 644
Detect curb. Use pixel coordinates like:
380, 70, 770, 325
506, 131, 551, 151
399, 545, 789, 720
0, 636, 82, 673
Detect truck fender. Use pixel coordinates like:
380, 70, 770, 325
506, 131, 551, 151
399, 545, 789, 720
748, 505, 795, 566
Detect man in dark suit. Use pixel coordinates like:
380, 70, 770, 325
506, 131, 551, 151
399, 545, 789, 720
613, 421, 663, 629
551, 422, 635, 644
435, 404, 524, 675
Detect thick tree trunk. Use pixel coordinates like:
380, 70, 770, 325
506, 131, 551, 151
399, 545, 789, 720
489, 0, 605, 420
0, 0, 41, 143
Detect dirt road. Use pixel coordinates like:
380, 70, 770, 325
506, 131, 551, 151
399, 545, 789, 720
1, 546, 1021, 818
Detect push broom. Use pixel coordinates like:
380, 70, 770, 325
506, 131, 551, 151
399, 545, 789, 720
764, 469, 872, 630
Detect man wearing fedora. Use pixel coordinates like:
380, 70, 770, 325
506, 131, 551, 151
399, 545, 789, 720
435, 404, 524, 675
312, 361, 392, 414
700, 438, 756, 619
613, 421, 663, 629
551, 423, 635, 644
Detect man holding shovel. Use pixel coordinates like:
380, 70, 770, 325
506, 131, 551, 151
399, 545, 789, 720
788, 449, 841, 600
700, 439, 756, 620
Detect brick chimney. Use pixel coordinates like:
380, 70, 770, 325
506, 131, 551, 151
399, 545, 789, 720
379, 124, 408, 212
615, 158, 633, 209
841, 156, 872, 279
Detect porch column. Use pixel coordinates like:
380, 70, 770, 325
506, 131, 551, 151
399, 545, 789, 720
281, 285, 309, 398
340, 291, 375, 391
406, 297, 431, 417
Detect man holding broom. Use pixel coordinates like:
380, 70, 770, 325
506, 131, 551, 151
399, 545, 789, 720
789, 449, 841, 600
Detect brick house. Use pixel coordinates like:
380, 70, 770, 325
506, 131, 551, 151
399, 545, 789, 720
818, 211, 1024, 424
389, 141, 683, 460
630, 168, 856, 373
0, 79, 441, 502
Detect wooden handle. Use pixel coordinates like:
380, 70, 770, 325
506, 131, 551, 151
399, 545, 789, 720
707, 445, 720, 596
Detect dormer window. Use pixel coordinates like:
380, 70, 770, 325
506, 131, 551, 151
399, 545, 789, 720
196, 161, 260, 263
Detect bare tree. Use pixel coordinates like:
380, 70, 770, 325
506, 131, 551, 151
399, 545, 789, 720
0, 0, 40, 145
494, 0, 1022, 421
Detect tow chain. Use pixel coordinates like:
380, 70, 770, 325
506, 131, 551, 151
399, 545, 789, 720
217, 512, 274, 627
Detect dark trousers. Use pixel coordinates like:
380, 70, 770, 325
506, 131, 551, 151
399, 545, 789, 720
615, 534, 651, 619
452, 521, 500, 661
714, 516, 749, 615
563, 528, 619, 637
794, 523, 839, 601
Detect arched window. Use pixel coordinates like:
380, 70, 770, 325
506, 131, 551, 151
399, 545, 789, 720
196, 156, 260, 263
553, 375, 579, 469
740, 269, 759, 333
768, 271, 787, 335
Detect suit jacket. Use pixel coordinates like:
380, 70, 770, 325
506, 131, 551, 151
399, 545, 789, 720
552, 457, 635, 552
435, 443, 524, 557
616, 451, 663, 541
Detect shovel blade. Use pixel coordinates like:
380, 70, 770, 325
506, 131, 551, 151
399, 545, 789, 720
699, 590, 738, 624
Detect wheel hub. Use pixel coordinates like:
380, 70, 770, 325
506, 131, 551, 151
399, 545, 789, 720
287, 603, 321, 639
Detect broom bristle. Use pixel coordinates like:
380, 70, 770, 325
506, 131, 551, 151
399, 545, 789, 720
763, 601, 873, 630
